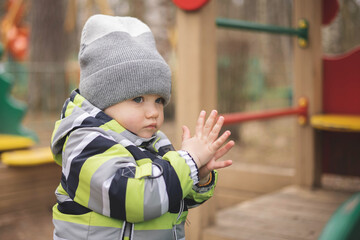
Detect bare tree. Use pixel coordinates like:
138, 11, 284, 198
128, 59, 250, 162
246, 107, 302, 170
258, 0, 292, 89
28, 0, 68, 113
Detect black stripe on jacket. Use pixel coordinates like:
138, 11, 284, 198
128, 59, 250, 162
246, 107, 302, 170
108, 169, 128, 220
153, 158, 183, 214
66, 135, 117, 199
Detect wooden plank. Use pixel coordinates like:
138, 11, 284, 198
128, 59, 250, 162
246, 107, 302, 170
0, 163, 60, 215
217, 163, 294, 193
175, 0, 217, 147
0, 164, 59, 185
293, 0, 323, 188
215, 212, 325, 240
0, 163, 60, 239
226, 196, 340, 223
203, 186, 352, 240
175, 1, 217, 240
0, 164, 60, 192
225, 202, 333, 226
0, 208, 53, 240
214, 163, 294, 209
0, 183, 57, 214
214, 188, 260, 210
204, 225, 294, 240
281, 186, 353, 203
246, 196, 341, 216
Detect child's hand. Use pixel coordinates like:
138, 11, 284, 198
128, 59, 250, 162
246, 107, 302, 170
181, 110, 234, 178
198, 139, 234, 182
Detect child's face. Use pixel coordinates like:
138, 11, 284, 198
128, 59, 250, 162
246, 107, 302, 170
104, 94, 165, 138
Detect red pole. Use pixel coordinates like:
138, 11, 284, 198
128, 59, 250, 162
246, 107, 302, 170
222, 97, 308, 125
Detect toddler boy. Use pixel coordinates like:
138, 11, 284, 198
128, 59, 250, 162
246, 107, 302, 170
51, 14, 233, 240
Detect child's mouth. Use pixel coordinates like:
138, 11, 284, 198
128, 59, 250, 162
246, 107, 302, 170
146, 124, 157, 129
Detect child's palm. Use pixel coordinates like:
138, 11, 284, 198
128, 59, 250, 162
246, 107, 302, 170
181, 110, 234, 178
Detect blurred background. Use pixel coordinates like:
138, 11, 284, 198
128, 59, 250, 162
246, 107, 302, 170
1, 0, 360, 239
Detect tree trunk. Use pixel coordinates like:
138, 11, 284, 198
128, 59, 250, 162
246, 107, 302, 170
28, 0, 68, 113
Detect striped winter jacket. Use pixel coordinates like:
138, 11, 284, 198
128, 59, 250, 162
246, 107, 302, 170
51, 90, 217, 240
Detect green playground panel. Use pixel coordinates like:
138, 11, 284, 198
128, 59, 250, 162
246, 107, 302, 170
319, 192, 360, 240
0, 44, 37, 140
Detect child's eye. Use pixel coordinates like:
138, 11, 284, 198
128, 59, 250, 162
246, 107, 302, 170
133, 97, 144, 103
155, 97, 165, 105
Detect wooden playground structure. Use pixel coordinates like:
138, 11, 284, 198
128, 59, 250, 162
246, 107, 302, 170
1, 0, 360, 239
174, 0, 360, 239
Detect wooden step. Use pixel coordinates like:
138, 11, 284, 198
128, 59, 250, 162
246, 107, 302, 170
0, 163, 61, 215
203, 186, 353, 240
0, 163, 61, 239
215, 163, 294, 209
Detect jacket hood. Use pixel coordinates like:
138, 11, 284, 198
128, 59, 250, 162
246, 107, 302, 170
51, 89, 165, 166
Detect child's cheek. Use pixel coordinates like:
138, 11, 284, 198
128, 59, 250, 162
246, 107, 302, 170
124, 115, 140, 129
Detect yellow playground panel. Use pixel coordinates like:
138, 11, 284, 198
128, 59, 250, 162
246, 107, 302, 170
1, 146, 53, 166
311, 115, 360, 132
0, 134, 35, 151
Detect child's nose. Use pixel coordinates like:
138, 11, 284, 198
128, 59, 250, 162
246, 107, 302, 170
146, 104, 159, 118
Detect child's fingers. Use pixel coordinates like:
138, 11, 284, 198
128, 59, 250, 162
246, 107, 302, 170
182, 125, 191, 141
195, 110, 206, 137
213, 140, 235, 160
212, 159, 233, 170
211, 130, 231, 151
200, 159, 232, 176
203, 110, 218, 137
208, 115, 224, 142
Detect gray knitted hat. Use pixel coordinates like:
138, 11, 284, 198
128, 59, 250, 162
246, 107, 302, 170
78, 14, 171, 110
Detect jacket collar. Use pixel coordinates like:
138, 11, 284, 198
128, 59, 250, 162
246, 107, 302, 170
72, 89, 158, 147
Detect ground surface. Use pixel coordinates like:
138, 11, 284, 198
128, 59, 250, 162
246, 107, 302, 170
203, 186, 357, 240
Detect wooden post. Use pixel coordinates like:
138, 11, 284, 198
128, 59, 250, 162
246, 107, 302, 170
175, 1, 217, 240
293, 0, 323, 188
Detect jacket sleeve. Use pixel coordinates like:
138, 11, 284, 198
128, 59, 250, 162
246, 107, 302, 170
185, 170, 218, 209
62, 128, 199, 223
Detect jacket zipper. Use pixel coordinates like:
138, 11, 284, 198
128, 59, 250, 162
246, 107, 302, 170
173, 199, 184, 240
121, 221, 134, 240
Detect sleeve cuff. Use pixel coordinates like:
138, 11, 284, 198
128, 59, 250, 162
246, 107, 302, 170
193, 170, 216, 193
197, 172, 213, 187
178, 150, 199, 185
